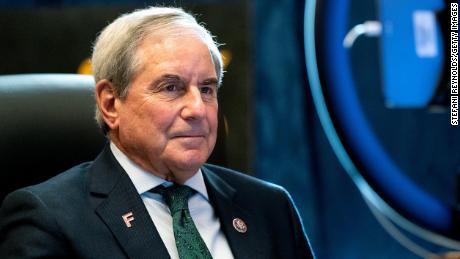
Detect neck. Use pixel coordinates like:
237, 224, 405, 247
108, 136, 198, 184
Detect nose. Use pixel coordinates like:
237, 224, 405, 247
181, 87, 206, 120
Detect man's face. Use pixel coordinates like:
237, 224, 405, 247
113, 34, 218, 182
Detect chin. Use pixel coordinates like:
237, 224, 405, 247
180, 154, 210, 170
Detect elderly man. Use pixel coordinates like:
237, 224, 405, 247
0, 6, 314, 259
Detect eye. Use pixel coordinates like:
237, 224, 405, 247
164, 84, 177, 92
200, 85, 218, 96
200, 86, 213, 94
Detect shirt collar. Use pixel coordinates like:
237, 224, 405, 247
110, 142, 209, 200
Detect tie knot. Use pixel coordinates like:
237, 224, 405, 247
153, 184, 195, 214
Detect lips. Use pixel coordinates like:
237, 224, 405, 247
173, 135, 205, 139
172, 133, 207, 147
171, 132, 207, 138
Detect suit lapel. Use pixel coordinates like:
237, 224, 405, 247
89, 145, 170, 259
202, 166, 267, 259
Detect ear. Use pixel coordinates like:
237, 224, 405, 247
95, 79, 120, 131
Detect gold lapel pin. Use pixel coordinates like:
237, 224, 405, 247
232, 218, 247, 233
122, 212, 135, 228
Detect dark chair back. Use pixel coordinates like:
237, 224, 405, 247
0, 74, 106, 202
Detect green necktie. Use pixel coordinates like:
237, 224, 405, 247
154, 184, 213, 259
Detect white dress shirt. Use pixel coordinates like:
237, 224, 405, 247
110, 143, 234, 259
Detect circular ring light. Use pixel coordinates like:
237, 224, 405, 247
304, 0, 460, 248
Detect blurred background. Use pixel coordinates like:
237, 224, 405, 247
0, 0, 459, 258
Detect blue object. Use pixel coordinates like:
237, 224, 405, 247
379, 0, 445, 107
304, 0, 457, 239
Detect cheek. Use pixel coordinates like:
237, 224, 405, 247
208, 106, 219, 131
208, 108, 219, 146
151, 106, 178, 132
119, 104, 169, 141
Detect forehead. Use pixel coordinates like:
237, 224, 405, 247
136, 26, 208, 57
133, 33, 215, 75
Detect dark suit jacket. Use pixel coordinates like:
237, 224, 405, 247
0, 145, 314, 259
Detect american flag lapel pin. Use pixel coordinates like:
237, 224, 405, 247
232, 218, 247, 233
122, 212, 135, 228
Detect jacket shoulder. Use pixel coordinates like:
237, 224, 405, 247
3, 162, 92, 205
203, 163, 290, 198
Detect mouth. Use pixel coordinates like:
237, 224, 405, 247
171, 135, 207, 147
173, 135, 205, 139
171, 134, 206, 139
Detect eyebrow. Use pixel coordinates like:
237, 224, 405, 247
151, 74, 218, 87
202, 78, 218, 86
156, 74, 182, 84
148, 74, 181, 89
